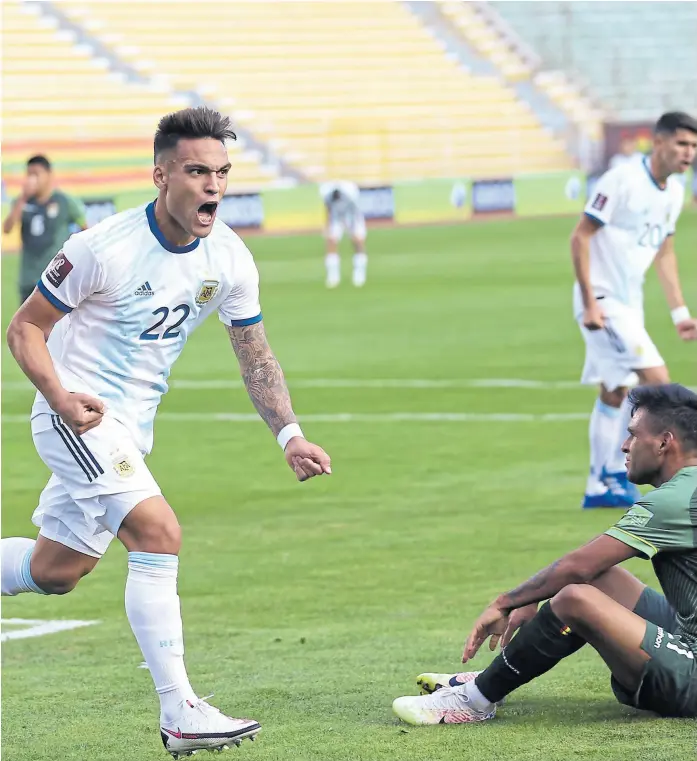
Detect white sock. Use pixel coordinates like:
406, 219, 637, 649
352, 251, 367, 283
605, 395, 632, 474
1, 537, 47, 596
325, 252, 340, 283
125, 552, 197, 722
465, 680, 495, 713
585, 398, 621, 494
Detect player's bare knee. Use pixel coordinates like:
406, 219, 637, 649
30, 562, 91, 595
154, 518, 182, 555
551, 584, 593, 620
120, 515, 181, 554
118, 496, 182, 554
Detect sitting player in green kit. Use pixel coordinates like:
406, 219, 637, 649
394, 384, 697, 724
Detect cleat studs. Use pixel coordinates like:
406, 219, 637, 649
233, 739, 242, 747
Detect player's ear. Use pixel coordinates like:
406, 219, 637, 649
659, 431, 674, 451
153, 163, 167, 191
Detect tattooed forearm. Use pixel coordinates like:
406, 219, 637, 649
226, 322, 296, 436
495, 560, 573, 612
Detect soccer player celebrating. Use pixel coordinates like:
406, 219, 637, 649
320, 180, 368, 288
393, 384, 697, 724
1, 107, 331, 757
570, 112, 697, 509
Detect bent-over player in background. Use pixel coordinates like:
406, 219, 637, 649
320, 180, 368, 288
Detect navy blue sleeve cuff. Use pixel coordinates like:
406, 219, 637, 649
584, 212, 606, 227
37, 280, 73, 313
228, 313, 263, 327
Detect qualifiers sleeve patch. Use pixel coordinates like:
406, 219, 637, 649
45, 251, 73, 288
620, 504, 654, 528
591, 193, 608, 211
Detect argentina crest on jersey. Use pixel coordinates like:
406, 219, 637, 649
195, 279, 220, 306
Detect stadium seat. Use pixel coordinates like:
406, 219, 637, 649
59, 1, 573, 182
490, 1, 697, 121
1, 0, 279, 197
439, 1, 602, 141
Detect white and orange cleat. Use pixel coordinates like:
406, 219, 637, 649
392, 684, 496, 726
160, 698, 260, 758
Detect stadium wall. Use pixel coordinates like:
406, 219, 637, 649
2, 169, 695, 251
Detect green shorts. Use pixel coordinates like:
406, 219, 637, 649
611, 587, 697, 717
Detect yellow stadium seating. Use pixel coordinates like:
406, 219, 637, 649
439, 1, 602, 141
60, 1, 573, 183
1, 1, 277, 196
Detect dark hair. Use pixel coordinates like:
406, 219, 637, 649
629, 384, 697, 451
654, 112, 697, 137
27, 155, 51, 171
154, 107, 236, 161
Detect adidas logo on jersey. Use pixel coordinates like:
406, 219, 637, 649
134, 281, 155, 296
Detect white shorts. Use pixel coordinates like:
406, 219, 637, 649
31, 413, 161, 558
327, 214, 366, 242
574, 295, 664, 391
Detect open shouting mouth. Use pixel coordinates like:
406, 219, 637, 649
197, 201, 218, 226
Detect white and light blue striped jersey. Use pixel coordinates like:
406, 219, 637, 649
320, 180, 361, 223
32, 201, 262, 454
579, 156, 685, 310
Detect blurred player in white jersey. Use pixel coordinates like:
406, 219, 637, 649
320, 180, 368, 288
570, 112, 697, 509
1, 107, 331, 757
608, 136, 643, 170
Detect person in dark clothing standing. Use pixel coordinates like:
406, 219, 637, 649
3, 155, 87, 303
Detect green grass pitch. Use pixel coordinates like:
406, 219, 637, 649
2, 212, 696, 760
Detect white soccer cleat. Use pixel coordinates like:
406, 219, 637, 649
392, 685, 496, 726
417, 672, 505, 706
325, 275, 341, 289
160, 698, 260, 758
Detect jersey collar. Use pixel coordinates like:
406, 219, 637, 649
146, 201, 200, 253
29, 190, 58, 207
642, 156, 667, 192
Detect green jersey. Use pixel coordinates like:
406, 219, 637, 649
606, 466, 697, 652
19, 190, 86, 291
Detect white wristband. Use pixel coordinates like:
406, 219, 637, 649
277, 423, 304, 450
671, 306, 691, 325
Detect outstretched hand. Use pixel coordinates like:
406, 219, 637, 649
285, 437, 332, 482
462, 605, 509, 663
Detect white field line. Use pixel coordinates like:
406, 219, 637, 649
1, 618, 100, 642
4, 377, 693, 392
3, 412, 589, 424
1, 377, 589, 392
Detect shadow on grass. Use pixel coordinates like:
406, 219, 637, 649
490, 695, 676, 725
